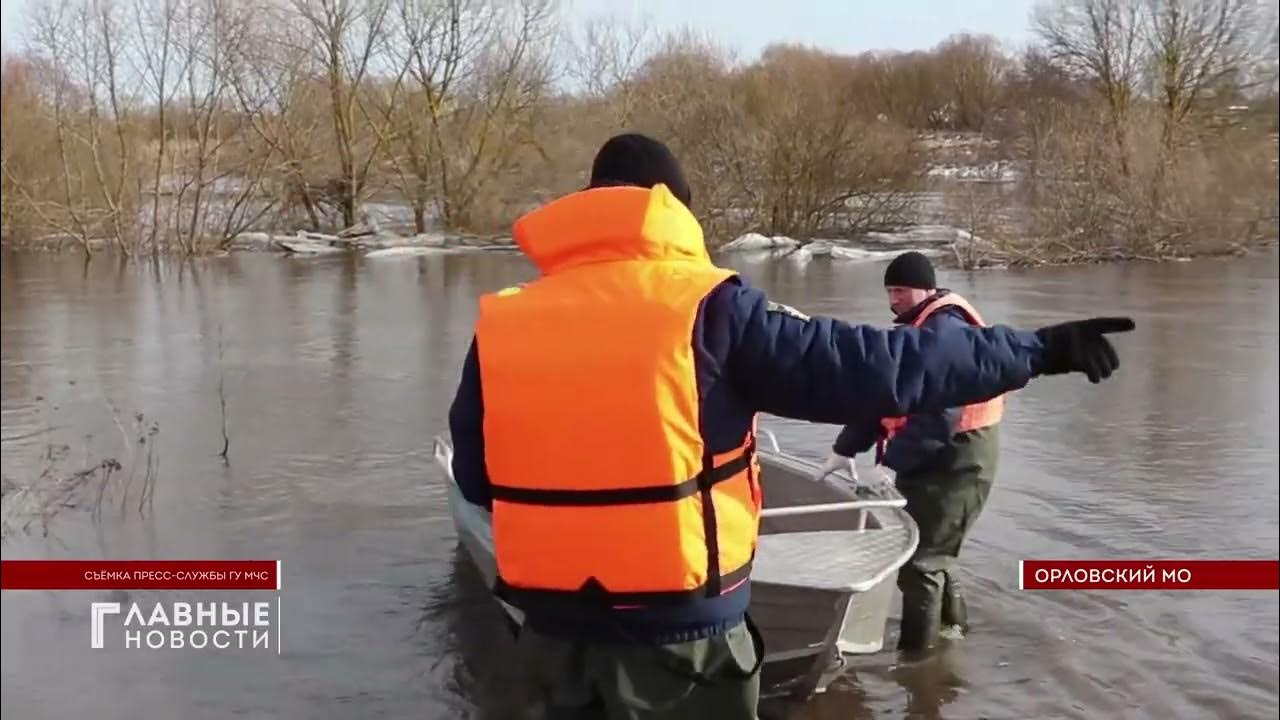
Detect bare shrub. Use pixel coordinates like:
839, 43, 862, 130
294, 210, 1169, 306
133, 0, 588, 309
871, 50, 944, 130
431, 0, 558, 233
1, 54, 63, 243
706, 44, 924, 241
1, 412, 159, 539
565, 11, 656, 129
934, 34, 1015, 131
989, 102, 1277, 265
627, 30, 745, 238
2, 0, 1275, 263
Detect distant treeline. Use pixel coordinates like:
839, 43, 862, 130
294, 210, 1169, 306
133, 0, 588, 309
1, 0, 1277, 264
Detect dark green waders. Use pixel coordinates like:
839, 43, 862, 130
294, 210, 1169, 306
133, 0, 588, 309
893, 425, 999, 654
514, 617, 764, 720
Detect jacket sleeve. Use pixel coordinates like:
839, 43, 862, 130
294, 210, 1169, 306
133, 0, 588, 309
447, 336, 492, 510
719, 282, 1044, 429
832, 421, 882, 458
880, 407, 962, 474
879, 309, 973, 474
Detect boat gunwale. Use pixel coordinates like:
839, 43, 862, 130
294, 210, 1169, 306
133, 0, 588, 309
433, 434, 919, 594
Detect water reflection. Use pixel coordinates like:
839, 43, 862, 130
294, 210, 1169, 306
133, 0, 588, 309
421, 549, 525, 719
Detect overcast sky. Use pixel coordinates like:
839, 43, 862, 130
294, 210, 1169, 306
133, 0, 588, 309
1, 0, 1041, 57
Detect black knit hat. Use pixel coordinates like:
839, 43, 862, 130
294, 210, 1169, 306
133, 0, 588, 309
589, 133, 692, 208
883, 251, 936, 290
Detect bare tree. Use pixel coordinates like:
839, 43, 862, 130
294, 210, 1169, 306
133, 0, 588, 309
1, 54, 62, 243
871, 50, 945, 129
90, 0, 274, 254
132, 0, 181, 254
628, 30, 746, 237
565, 12, 655, 128
725, 44, 923, 239
2, 0, 1271, 264
1143, 0, 1277, 149
373, 0, 500, 233
384, 0, 555, 232
174, 0, 277, 250
290, 0, 402, 229
7, 0, 141, 255
1033, 0, 1146, 173
935, 33, 1013, 130
225, 2, 330, 231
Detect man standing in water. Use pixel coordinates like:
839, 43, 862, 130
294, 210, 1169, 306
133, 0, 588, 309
449, 134, 1133, 718
815, 251, 1007, 656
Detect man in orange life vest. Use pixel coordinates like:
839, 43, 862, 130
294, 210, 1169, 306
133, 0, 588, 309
447, 134, 1134, 718
817, 251, 1009, 655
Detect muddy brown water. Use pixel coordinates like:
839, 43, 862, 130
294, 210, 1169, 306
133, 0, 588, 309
2, 248, 1277, 720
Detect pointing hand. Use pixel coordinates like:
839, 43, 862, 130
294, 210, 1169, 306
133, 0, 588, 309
1034, 317, 1136, 383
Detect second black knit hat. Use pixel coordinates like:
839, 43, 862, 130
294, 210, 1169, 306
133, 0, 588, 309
883, 251, 936, 290
589, 133, 692, 208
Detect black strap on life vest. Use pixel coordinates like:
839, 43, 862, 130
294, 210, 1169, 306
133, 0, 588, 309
490, 438, 757, 605
488, 443, 753, 507
700, 446, 723, 598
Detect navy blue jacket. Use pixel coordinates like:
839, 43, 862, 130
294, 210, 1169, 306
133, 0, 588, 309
448, 275, 1046, 644
832, 290, 979, 474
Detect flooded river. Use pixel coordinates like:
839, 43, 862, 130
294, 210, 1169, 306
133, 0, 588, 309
2, 248, 1277, 719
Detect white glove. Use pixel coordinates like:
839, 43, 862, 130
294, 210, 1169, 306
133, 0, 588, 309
870, 468, 896, 489
813, 453, 857, 483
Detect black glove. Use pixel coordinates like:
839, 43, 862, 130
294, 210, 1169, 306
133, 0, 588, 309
1034, 317, 1135, 383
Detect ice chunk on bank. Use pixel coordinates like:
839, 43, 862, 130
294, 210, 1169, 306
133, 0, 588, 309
720, 233, 802, 252
365, 246, 453, 258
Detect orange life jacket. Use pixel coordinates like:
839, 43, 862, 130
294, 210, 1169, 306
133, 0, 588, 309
876, 292, 1005, 463
474, 183, 762, 607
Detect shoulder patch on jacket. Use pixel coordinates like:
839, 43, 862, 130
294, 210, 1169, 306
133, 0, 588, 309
767, 301, 810, 321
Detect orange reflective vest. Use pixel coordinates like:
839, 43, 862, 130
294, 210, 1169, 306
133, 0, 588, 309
474, 183, 762, 607
876, 292, 1005, 463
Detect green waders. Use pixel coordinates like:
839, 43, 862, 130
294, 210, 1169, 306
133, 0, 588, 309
514, 617, 762, 720
893, 425, 999, 654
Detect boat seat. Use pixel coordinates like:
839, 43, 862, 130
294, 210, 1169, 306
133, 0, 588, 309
752, 529, 917, 593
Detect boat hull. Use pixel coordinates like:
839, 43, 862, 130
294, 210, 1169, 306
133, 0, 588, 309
434, 433, 918, 700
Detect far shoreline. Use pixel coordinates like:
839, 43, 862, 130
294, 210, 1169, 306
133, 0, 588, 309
2, 229, 1273, 271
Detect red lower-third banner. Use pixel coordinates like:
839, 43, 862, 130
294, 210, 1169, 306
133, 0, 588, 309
1021, 559, 1279, 590
0, 560, 280, 590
